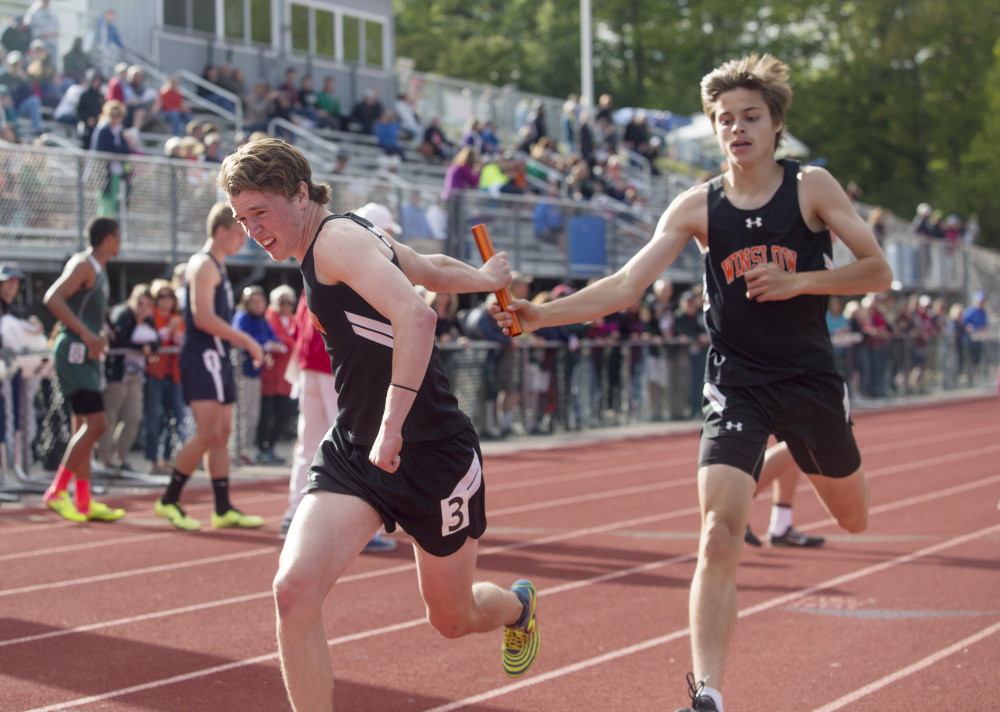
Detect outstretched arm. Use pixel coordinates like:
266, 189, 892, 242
492, 186, 707, 334
393, 240, 512, 295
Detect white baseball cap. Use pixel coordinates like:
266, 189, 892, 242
354, 202, 402, 236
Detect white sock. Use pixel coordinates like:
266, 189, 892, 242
769, 504, 792, 536
700, 685, 724, 712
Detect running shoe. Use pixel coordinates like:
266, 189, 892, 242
211, 508, 265, 529
86, 500, 126, 521
362, 534, 397, 552
674, 672, 720, 711
768, 526, 825, 548
45, 491, 87, 522
502, 579, 538, 678
744, 525, 762, 547
155, 499, 201, 531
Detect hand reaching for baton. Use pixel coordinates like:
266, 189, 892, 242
471, 224, 523, 337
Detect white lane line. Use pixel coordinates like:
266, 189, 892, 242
808, 619, 1000, 712
421, 522, 1000, 712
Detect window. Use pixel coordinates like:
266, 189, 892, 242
163, 0, 214, 34
250, 0, 272, 45
224, 0, 245, 40
291, 4, 309, 53
315, 9, 334, 58
342, 15, 360, 63
365, 20, 382, 69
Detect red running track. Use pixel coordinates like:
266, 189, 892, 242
1, 397, 998, 711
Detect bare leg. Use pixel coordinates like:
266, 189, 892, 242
805, 465, 869, 534
689, 464, 755, 694
64, 411, 108, 483
273, 491, 383, 712
175, 400, 232, 480
414, 536, 525, 639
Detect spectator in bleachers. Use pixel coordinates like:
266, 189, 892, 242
202, 132, 224, 163
316, 75, 341, 130
577, 109, 595, 164
24, 0, 58, 60
257, 285, 297, 465
375, 109, 406, 161
62, 37, 91, 85
157, 75, 192, 136
243, 79, 277, 132
26, 39, 59, 106
347, 86, 383, 134
103, 61, 129, 104
98, 283, 157, 472
53, 70, 87, 129
76, 68, 104, 148
441, 146, 481, 200
399, 191, 438, 254
461, 118, 483, 153
144, 278, 186, 475
418, 115, 453, 163
1, 51, 43, 136
276, 66, 299, 107
560, 95, 578, 153
93, 99, 135, 216
394, 92, 421, 140
124, 64, 155, 129
198, 64, 234, 112
480, 120, 500, 155
2, 15, 30, 56
216, 63, 244, 99
528, 100, 547, 142
566, 159, 598, 201
595, 93, 614, 124
92, 9, 125, 60
295, 74, 320, 127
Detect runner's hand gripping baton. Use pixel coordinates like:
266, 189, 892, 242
471, 223, 523, 337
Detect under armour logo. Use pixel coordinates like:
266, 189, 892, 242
725, 421, 743, 431
745, 217, 763, 228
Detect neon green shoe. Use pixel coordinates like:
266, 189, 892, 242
211, 508, 265, 529
86, 500, 126, 522
155, 499, 201, 531
502, 579, 538, 677
45, 491, 87, 522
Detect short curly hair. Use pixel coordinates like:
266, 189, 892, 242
217, 137, 331, 205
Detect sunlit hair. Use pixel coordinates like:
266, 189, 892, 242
217, 137, 331, 204
700, 53, 793, 149
240, 284, 266, 311
206, 200, 237, 238
128, 283, 152, 310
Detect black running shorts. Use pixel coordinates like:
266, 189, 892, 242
306, 423, 487, 558
698, 371, 861, 481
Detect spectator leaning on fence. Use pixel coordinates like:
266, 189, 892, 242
257, 284, 297, 465
144, 278, 186, 475
98, 283, 158, 472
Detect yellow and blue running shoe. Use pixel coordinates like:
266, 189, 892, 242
502, 579, 538, 677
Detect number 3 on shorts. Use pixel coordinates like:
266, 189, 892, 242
440, 453, 483, 536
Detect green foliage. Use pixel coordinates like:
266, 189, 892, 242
394, 0, 1000, 240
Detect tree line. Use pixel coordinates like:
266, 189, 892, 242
394, 0, 1000, 246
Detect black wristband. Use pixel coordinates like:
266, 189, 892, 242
390, 382, 419, 394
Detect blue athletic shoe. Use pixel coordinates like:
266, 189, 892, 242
502, 579, 538, 677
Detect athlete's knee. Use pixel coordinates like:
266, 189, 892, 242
426, 607, 471, 639
836, 508, 868, 534
699, 515, 743, 567
273, 567, 323, 622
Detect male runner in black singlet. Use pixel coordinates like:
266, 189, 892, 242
218, 139, 538, 711
491, 55, 892, 712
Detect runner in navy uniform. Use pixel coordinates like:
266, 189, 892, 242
218, 138, 539, 712
154, 202, 266, 532
491, 54, 892, 712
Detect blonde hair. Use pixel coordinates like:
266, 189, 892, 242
218, 137, 331, 204
700, 53, 793, 149
206, 201, 237, 238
